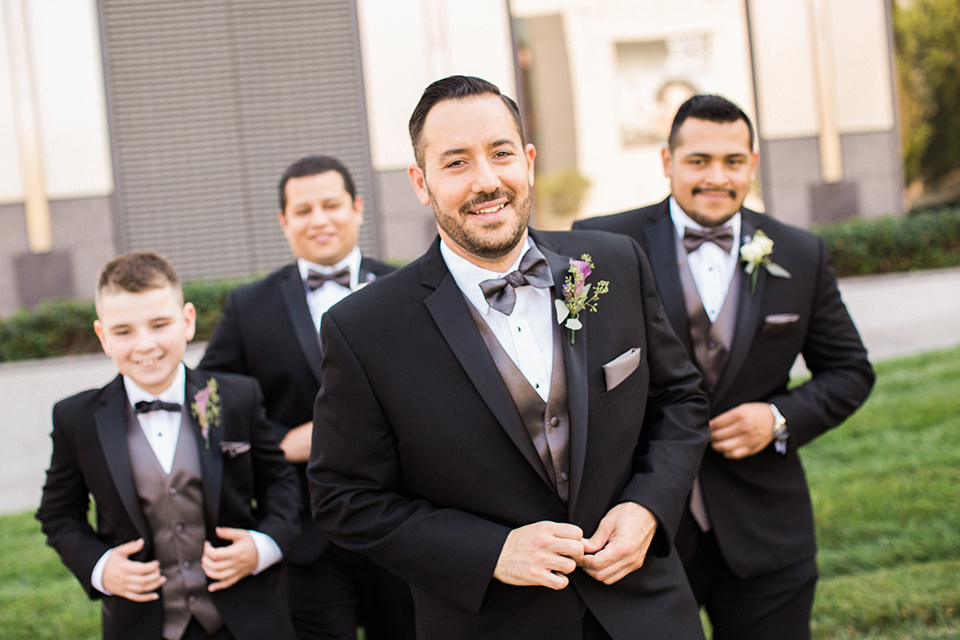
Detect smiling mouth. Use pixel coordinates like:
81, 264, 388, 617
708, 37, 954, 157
137, 356, 161, 366
473, 202, 507, 215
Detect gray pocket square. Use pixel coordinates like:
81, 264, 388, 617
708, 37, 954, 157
219, 441, 251, 458
602, 348, 642, 391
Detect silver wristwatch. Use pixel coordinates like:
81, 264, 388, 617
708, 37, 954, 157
769, 403, 789, 455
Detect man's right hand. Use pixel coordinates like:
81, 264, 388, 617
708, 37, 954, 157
102, 538, 166, 602
493, 521, 584, 590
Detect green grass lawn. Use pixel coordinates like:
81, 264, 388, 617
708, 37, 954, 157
2, 347, 958, 639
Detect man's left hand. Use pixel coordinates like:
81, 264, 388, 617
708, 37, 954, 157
709, 402, 775, 459
580, 502, 657, 585
202, 527, 259, 592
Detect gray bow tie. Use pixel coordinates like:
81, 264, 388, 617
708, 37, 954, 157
479, 246, 554, 315
306, 267, 350, 291
683, 225, 735, 254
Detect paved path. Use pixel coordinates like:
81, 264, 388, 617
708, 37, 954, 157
2, 268, 958, 515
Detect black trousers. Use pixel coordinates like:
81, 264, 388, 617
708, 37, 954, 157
285, 543, 415, 640
677, 511, 818, 640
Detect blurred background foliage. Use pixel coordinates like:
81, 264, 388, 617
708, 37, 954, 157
894, 0, 960, 204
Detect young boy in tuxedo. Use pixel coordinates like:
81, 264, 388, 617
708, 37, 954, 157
37, 251, 300, 640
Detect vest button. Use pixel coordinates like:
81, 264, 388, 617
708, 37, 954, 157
549, 417, 560, 427
560, 471, 569, 481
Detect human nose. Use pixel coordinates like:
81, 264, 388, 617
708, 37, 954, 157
471, 158, 501, 193
704, 160, 728, 185
134, 329, 157, 351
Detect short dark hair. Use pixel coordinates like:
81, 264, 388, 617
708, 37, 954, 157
668, 94, 755, 151
278, 155, 357, 211
96, 251, 181, 303
408, 75, 525, 168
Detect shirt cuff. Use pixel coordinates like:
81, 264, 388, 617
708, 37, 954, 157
249, 530, 283, 574
91, 549, 114, 595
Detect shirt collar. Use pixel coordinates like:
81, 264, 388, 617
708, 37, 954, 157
669, 196, 742, 254
297, 246, 363, 290
124, 362, 186, 408
439, 236, 536, 316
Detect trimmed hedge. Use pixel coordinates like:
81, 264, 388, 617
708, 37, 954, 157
0, 279, 248, 363
814, 206, 960, 277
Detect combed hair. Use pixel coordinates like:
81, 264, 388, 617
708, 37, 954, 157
96, 251, 181, 303
278, 155, 357, 211
668, 94, 755, 151
408, 75, 525, 167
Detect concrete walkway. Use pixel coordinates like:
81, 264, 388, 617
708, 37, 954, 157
2, 268, 959, 516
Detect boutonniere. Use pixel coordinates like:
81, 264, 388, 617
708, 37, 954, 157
740, 229, 791, 295
554, 254, 610, 344
190, 378, 221, 449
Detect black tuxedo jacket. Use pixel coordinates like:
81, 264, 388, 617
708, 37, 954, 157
37, 368, 300, 640
308, 230, 711, 640
199, 258, 394, 563
574, 198, 875, 578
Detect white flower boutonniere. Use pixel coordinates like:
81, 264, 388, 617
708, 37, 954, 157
190, 378, 221, 449
555, 254, 609, 344
740, 229, 791, 295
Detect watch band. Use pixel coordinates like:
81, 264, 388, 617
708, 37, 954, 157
769, 403, 788, 455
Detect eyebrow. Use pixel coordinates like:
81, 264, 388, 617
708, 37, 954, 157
685, 151, 749, 160
438, 138, 518, 161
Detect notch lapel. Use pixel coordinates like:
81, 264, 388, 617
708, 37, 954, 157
535, 237, 589, 516
279, 266, 323, 385
95, 377, 150, 540
420, 241, 555, 491
187, 369, 223, 531
642, 211, 691, 356
713, 212, 764, 403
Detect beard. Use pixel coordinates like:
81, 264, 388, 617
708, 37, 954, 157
431, 187, 531, 261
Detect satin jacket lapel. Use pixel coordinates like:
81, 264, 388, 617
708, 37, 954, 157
713, 212, 764, 403
279, 265, 323, 385
643, 209, 692, 356
357, 258, 379, 288
187, 369, 223, 530
95, 376, 150, 540
533, 233, 589, 515
420, 240, 554, 490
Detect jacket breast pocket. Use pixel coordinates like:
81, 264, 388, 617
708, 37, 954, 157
597, 361, 647, 409
761, 313, 801, 337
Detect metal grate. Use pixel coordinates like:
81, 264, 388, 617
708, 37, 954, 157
98, 0, 379, 281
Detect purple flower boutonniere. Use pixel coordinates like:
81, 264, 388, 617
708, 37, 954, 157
190, 378, 221, 449
740, 229, 791, 295
555, 254, 610, 344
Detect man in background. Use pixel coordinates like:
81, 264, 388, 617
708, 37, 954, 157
200, 155, 411, 640
575, 94, 874, 639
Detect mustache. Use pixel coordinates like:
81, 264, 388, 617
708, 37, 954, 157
460, 189, 512, 215
692, 187, 737, 198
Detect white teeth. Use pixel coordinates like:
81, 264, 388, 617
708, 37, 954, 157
475, 203, 505, 214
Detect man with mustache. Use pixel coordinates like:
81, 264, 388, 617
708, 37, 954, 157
574, 94, 874, 639
307, 75, 711, 639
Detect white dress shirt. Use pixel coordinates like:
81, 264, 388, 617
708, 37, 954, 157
298, 246, 364, 333
670, 197, 741, 322
440, 237, 555, 402
91, 363, 281, 594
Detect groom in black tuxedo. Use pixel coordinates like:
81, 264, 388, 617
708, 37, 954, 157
575, 94, 875, 639
307, 75, 711, 640
200, 156, 412, 639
